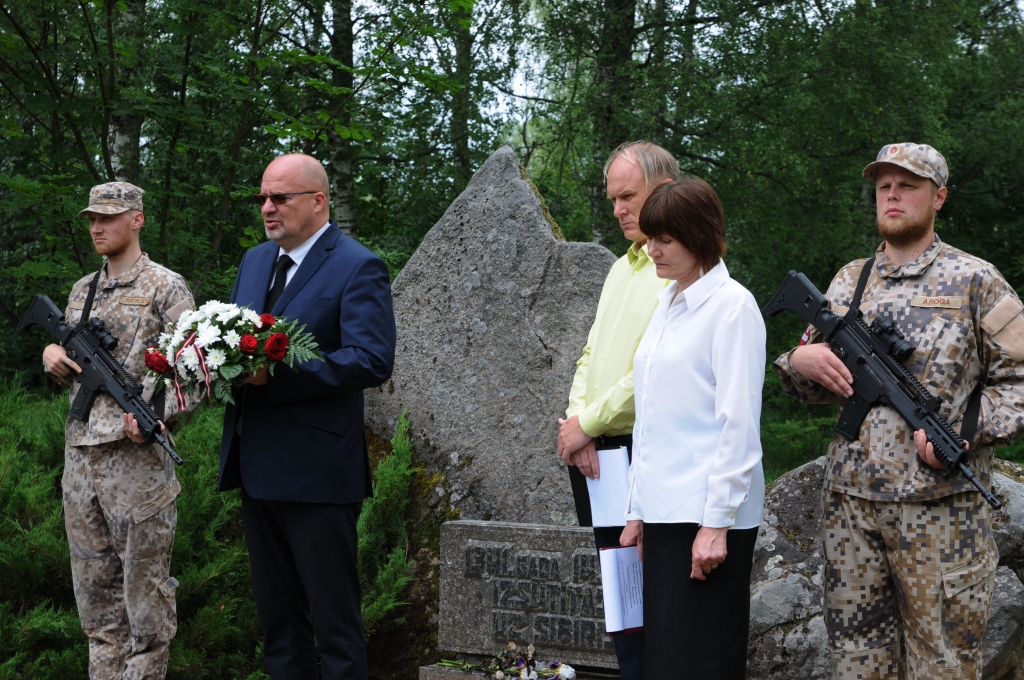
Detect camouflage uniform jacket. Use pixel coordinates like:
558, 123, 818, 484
774, 236, 1024, 501
63, 253, 196, 446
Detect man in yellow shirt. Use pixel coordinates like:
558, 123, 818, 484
557, 141, 678, 680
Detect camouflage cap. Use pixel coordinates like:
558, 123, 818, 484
79, 182, 145, 217
863, 143, 949, 188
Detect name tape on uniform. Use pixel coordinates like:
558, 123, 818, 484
119, 296, 151, 306
911, 295, 962, 309
67, 300, 91, 310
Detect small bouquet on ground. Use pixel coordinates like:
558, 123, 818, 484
144, 301, 319, 409
436, 642, 575, 679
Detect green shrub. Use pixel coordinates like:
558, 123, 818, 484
0, 384, 415, 678
761, 415, 835, 483
358, 413, 415, 635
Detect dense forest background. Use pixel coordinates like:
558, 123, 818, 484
2, 0, 1024, 427
1, 0, 1024, 676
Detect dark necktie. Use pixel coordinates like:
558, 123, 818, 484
264, 254, 294, 312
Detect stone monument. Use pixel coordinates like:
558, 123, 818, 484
366, 145, 615, 527
438, 521, 618, 669
363, 146, 618, 677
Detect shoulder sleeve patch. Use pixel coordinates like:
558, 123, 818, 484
165, 297, 194, 325
981, 296, 1024, 334
982, 296, 1024, 362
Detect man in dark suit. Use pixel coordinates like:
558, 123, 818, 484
219, 153, 396, 680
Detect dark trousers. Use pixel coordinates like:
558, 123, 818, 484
643, 523, 758, 680
241, 487, 367, 680
567, 435, 643, 680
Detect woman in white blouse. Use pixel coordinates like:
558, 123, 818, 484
619, 177, 765, 679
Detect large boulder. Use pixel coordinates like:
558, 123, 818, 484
365, 146, 615, 525
363, 147, 616, 679
748, 457, 1024, 679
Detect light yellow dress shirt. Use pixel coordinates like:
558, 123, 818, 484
565, 242, 669, 437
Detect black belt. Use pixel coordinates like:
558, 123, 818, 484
595, 434, 632, 450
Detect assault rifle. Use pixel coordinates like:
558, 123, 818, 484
763, 271, 1000, 509
18, 294, 182, 465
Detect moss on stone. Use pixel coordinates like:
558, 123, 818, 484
517, 161, 566, 242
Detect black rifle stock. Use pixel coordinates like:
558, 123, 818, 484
763, 271, 1000, 509
18, 294, 182, 465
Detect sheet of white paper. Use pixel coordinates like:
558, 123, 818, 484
599, 545, 643, 633
585, 446, 631, 527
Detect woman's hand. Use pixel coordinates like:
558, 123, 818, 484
691, 526, 728, 580
619, 520, 644, 562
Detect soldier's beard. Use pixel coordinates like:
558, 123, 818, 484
93, 229, 132, 258
877, 209, 935, 248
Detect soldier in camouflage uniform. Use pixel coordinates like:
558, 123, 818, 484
773, 144, 1024, 679
42, 182, 197, 679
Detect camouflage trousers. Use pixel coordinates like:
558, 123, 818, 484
63, 438, 181, 680
823, 489, 998, 680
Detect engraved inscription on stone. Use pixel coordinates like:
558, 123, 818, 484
440, 520, 619, 669
463, 543, 613, 652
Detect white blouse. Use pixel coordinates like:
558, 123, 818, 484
626, 260, 766, 529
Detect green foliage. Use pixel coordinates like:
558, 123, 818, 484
358, 412, 416, 636
762, 416, 834, 484
0, 385, 414, 677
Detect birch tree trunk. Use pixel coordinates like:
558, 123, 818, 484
327, 0, 356, 236
106, 0, 146, 184
450, 2, 474, 190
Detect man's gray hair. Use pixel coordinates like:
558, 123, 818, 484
603, 141, 680, 187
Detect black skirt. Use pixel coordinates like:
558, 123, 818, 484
642, 522, 758, 680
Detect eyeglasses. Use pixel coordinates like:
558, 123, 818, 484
251, 191, 317, 206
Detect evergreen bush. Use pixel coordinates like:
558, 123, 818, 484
0, 384, 415, 678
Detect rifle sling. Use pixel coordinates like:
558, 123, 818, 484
849, 255, 985, 449
960, 384, 984, 449
79, 267, 103, 326
849, 256, 875, 313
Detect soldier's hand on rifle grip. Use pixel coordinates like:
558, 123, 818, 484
791, 344, 855, 397
43, 343, 82, 378
122, 412, 164, 445
915, 429, 961, 470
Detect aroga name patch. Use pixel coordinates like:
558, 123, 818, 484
119, 296, 151, 306
911, 295, 962, 309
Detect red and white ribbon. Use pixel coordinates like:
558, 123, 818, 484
173, 331, 212, 411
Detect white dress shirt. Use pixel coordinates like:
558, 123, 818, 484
626, 260, 766, 529
269, 221, 333, 291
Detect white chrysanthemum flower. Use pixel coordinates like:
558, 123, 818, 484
195, 321, 221, 348
179, 345, 201, 373
215, 305, 241, 324
223, 330, 241, 348
205, 348, 227, 369
242, 309, 260, 325
177, 309, 196, 329
168, 329, 185, 352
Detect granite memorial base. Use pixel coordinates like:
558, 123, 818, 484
439, 520, 620, 672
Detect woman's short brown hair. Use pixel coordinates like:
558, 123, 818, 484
639, 177, 727, 272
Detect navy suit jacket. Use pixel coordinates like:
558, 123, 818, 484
218, 223, 396, 504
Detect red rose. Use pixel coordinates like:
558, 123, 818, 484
255, 313, 275, 332
264, 332, 289, 362
239, 334, 259, 354
144, 347, 170, 374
